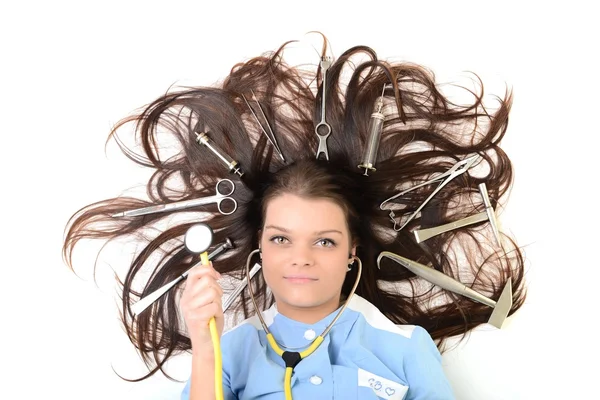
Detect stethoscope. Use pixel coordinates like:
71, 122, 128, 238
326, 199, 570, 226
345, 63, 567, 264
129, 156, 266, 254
126, 218, 361, 400
244, 249, 363, 400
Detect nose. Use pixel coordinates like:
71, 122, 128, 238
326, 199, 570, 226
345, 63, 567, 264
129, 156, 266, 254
291, 245, 314, 267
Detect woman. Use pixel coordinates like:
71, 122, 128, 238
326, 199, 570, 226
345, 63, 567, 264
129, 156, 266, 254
63, 35, 526, 399
181, 160, 455, 399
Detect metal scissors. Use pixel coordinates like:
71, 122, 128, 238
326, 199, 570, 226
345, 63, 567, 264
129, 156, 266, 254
315, 56, 332, 160
111, 179, 238, 217
379, 154, 479, 231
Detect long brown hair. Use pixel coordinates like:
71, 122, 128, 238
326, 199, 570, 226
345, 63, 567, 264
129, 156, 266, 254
63, 36, 526, 381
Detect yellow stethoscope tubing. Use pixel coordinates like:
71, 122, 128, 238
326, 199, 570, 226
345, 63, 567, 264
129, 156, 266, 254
200, 251, 224, 400
267, 333, 325, 400
245, 249, 362, 400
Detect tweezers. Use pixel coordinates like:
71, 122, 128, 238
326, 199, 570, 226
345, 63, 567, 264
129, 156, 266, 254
242, 91, 285, 162
222, 263, 262, 312
380, 154, 480, 231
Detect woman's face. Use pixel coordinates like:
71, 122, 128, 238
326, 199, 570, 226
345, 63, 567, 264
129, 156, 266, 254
259, 193, 356, 317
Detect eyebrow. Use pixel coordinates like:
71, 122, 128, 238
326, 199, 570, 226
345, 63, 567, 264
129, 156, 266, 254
264, 225, 343, 235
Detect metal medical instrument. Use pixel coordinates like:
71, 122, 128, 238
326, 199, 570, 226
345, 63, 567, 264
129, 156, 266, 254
245, 249, 363, 400
358, 85, 386, 175
479, 182, 501, 247
111, 179, 237, 218
413, 183, 502, 246
131, 237, 234, 316
195, 131, 244, 177
380, 154, 480, 231
377, 251, 513, 329
222, 262, 262, 312
315, 56, 332, 160
242, 91, 285, 162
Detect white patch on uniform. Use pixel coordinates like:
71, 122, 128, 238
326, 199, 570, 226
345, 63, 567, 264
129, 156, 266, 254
223, 302, 278, 336
358, 368, 409, 400
347, 295, 416, 338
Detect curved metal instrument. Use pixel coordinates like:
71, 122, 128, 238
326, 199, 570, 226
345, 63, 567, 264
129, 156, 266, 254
380, 154, 479, 231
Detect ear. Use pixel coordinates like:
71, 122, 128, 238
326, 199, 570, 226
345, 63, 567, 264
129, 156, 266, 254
258, 229, 263, 250
349, 244, 357, 259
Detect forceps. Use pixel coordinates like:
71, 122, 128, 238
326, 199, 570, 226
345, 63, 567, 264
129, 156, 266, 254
315, 56, 332, 160
111, 179, 238, 217
380, 154, 479, 232
222, 262, 262, 312
242, 90, 285, 162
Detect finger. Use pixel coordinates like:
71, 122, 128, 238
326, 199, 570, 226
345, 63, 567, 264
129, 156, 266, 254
184, 305, 221, 325
187, 262, 221, 281
185, 286, 223, 310
187, 283, 223, 304
189, 286, 222, 307
187, 263, 215, 279
188, 302, 224, 325
185, 266, 220, 289
183, 275, 223, 300
183, 301, 224, 327
212, 302, 225, 325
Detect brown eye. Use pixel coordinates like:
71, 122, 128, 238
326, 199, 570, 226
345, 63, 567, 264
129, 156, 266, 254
317, 239, 335, 247
270, 236, 289, 244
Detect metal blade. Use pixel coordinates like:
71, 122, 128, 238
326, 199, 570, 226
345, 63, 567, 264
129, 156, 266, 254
488, 278, 513, 329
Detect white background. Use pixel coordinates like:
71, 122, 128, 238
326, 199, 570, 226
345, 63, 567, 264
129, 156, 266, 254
1, 1, 597, 399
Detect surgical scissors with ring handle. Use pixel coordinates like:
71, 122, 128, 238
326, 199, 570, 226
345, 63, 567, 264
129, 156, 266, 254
111, 179, 238, 218
315, 56, 332, 160
379, 154, 480, 232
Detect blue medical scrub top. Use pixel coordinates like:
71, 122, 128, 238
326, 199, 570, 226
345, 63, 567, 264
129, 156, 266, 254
181, 294, 454, 399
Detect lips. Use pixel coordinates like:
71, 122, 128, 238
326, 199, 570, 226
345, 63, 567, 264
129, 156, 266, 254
284, 276, 318, 283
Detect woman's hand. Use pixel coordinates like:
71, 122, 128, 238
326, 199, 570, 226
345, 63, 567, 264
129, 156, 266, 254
179, 262, 224, 353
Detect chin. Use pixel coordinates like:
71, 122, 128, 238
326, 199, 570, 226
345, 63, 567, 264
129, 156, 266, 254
283, 298, 322, 309
277, 290, 332, 309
